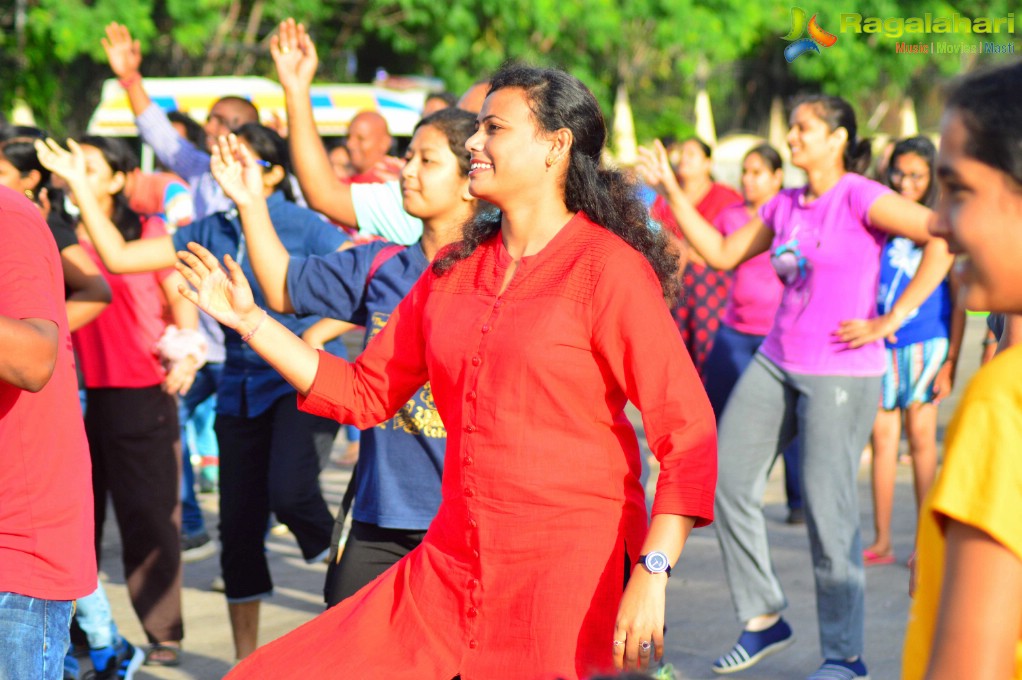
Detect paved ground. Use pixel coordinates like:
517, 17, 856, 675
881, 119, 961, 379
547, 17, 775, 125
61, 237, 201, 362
95, 316, 990, 679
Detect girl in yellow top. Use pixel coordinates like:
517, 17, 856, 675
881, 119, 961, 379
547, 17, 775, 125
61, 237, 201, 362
901, 61, 1022, 679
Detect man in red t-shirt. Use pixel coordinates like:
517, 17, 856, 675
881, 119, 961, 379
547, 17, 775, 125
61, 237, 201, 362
0, 186, 96, 678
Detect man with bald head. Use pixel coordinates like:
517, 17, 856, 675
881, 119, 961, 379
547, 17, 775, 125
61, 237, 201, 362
344, 111, 393, 183
102, 22, 262, 218
456, 80, 490, 115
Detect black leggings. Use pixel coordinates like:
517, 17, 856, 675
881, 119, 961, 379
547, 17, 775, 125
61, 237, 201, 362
324, 520, 426, 607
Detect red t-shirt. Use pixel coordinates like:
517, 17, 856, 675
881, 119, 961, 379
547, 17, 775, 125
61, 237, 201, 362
73, 217, 173, 388
0, 187, 96, 600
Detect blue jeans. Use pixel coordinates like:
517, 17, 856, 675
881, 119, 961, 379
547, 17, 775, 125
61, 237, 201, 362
180, 363, 222, 537
0, 592, 74, 680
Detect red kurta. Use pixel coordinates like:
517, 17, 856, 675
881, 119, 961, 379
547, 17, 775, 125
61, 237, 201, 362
230, 213, 716, 680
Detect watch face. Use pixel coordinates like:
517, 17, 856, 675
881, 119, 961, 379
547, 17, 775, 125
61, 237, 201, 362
644, 551, 669, 573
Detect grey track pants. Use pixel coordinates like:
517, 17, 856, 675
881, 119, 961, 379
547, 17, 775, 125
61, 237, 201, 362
713, 352, 880, 659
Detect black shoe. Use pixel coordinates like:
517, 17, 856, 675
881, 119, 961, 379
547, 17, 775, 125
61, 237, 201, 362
786, 507, 806, 525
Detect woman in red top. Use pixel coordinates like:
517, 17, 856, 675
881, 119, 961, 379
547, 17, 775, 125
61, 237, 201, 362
652, 138, 742, 373
176, 64, 717, 679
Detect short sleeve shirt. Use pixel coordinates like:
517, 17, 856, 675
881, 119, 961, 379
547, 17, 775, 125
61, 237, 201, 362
0, 188, 96, 600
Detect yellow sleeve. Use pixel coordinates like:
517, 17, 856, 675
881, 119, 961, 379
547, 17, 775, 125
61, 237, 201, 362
930, 349, 1022, 562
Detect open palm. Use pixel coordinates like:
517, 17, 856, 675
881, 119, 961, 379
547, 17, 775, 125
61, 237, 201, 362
34, 138, 87, 186
210, 135, 264, 208
175, 242, 258, 331
271, 18, 318, 92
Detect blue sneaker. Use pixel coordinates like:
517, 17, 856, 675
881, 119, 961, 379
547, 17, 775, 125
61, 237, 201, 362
712, 617, 794, 674
87, 639, 144, 680
806, 658, 869, 680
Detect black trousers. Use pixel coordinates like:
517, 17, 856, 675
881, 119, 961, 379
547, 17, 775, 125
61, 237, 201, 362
215, 394, 338, 600
86, 385, 182, 643
324, 520, 426, 607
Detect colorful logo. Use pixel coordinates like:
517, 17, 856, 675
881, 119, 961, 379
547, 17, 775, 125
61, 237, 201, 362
783, 7, 838, 61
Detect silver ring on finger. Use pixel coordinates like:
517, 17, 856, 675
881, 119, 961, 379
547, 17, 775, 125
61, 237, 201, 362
639, 640, 652, 653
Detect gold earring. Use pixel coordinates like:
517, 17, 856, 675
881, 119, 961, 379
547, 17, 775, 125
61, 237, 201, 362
24, 189, 34, 200
545, 155, 555, 167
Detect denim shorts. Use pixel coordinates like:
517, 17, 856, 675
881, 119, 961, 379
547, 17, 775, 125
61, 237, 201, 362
0, 592, 74, 680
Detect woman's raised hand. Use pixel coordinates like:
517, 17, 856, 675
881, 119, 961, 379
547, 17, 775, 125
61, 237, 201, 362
635, 139, 681, 198
34, 138, 87, 188
210, 134, 264, 208
271, 18, 318, 93
175, 242, 259, 332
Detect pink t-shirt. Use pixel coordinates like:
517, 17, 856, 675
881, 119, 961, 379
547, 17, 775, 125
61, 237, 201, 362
716, 202, 784, 336
0, 188, 96, 600
758, 173, 891, 376
73, 217, 173, 388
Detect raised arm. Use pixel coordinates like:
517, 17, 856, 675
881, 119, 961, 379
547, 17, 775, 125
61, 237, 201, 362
272, 19, 358, 227
210, 134, 296, 313
35, 138, 177, 274
60, 244, 112, 331
101, 23, 152, 118
176, 243, 321, 393
102, 23, 212, 183
636, 140, 772, 270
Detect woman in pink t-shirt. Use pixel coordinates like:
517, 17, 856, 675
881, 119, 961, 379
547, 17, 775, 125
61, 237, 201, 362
700, 144, 803, 524
639, 95, 950, 680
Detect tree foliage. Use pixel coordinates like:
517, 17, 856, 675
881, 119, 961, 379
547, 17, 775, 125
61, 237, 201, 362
1, 0, 1017, 139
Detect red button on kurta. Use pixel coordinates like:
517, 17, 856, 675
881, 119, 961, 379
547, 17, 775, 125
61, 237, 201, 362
238, 213, 717, 680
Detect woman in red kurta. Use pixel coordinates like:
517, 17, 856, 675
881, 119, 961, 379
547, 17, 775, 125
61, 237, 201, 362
175, 63, 716, 680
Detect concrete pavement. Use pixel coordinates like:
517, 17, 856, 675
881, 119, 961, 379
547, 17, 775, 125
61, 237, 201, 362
95, 316, 990, 679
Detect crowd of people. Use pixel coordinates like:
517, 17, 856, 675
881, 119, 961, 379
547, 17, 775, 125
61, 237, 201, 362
1, 16, 1020, 680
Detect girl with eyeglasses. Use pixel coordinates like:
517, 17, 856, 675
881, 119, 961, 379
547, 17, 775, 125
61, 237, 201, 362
862, 137, 966, 569
639, 95, 951, 680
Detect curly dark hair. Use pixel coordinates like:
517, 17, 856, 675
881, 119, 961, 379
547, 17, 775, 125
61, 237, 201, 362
431, 63, 679, 301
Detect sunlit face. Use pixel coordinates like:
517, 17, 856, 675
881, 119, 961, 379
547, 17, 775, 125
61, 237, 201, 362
0, 157, 30, 194
741, 152, 783, 206
464, 87, 552, 207
889, 151, 931, 204
786, 104, 845, 171
347, 115, 391, 174
400, 125, 469, 221
204, 100, 254, 147
676, 140, 712, 182
932, 110, 1022, 312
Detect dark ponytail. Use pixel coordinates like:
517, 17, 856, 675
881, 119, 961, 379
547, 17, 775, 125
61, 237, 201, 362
79, 135, 143, 242
432, 63, 679, 301
793, 94, 872, 175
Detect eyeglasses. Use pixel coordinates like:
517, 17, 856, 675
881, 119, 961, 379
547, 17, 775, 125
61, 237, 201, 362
207, 113, 242, 131
771, 238, 810, 287
888, 169, 929, 183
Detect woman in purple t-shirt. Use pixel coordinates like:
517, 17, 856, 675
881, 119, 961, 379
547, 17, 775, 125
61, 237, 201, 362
639, 95, 949, 680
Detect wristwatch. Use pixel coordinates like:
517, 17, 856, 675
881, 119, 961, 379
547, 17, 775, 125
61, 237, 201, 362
639, 551, 672, 577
